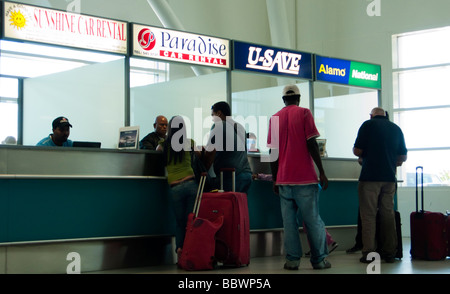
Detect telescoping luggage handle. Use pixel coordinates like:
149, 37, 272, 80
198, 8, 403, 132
193, 172, 208, 218
220, 168, 236, 192
415, 166, 424, 213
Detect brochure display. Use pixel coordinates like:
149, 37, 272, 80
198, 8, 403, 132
118, 126, 139, 149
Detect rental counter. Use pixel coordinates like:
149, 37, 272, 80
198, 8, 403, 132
0, 146, 362, 273
0, 146, 361, 242
247, 154, 361, 229
0, 146, 361, 241
0, 1, 371, 273
0, 145, 169, 243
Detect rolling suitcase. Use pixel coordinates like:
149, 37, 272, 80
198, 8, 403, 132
178, 174, 224, 271
394, 211, 403, 259
376, 210, 403, 259
410, 166, 447, 261
197, 168, 250, 267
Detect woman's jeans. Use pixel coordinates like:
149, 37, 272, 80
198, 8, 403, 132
169, 180, 198, 251
279, 184, 328, 265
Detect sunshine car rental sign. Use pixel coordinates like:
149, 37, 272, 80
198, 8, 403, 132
3, 1, 128, 54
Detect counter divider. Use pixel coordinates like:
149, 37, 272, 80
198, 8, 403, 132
0, 174, 167, 180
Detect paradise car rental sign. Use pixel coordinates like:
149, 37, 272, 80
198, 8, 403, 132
132, 24, 230, 69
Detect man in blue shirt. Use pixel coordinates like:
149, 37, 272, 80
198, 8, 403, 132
37, 116, 74, 147
353, 107, 407, 263
203, 101, 252, 193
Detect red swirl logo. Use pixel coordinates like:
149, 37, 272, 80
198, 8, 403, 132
138, 28, 156, 51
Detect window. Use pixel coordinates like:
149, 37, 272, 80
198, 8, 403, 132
0, 77, 18, 144
0, 40, 127, 147
393, 27, 450, 186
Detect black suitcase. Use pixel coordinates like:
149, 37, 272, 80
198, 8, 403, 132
376, 210, 403, 259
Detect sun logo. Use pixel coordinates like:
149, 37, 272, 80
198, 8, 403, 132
9, 10, 27, 30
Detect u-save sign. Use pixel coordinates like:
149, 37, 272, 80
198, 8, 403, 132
315, 55, 381, 89
233, 41, 313, 80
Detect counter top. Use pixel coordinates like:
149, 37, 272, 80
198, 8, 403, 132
0, 145, 165, 178
0, 146, 362, 181
248, 153, 361, 181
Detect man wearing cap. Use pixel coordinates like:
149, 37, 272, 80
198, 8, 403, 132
37, 116, 74, 147
267, 84, 330, 270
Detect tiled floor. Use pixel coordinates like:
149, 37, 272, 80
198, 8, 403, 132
89, 238, 450, 275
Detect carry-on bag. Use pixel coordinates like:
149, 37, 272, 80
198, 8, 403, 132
410, 166, 447, 260
376, 210, 403, 259
393, 210, 403, 259
197, 168, 250, 267
178, 174, 224, 271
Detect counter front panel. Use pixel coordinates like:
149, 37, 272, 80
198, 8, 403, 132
0, 147, 363, 243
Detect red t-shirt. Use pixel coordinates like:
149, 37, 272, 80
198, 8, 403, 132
267, 105, 320, 185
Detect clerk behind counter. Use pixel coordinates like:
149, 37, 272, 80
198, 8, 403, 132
36, 116, 74, 147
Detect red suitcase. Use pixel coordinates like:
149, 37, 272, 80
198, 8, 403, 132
178, 174, 224, 271
197, 169, 250, 267
410, 166, 447, 261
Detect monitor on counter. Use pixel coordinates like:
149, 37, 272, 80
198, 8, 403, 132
118, 126, 139, 149
73, 141, 101, 148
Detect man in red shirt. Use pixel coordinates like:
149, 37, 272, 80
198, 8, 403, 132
268, 84, 330, 270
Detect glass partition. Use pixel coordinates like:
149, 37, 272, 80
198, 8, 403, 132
313, 83, 378, 158
1, 40, 125, 148
0, 77, 18, 144
231, 71, 311, 154
130, 59, 228, 147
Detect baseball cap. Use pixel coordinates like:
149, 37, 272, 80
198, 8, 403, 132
282, 84, 300, 97
52, 116, 72, 129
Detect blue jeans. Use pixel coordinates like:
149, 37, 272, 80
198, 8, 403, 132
169, 180, 198, 250
279, 184, 328, 265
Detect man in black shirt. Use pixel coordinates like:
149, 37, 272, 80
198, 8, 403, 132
140, 115, 168, 150
353, 107, 407, 263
